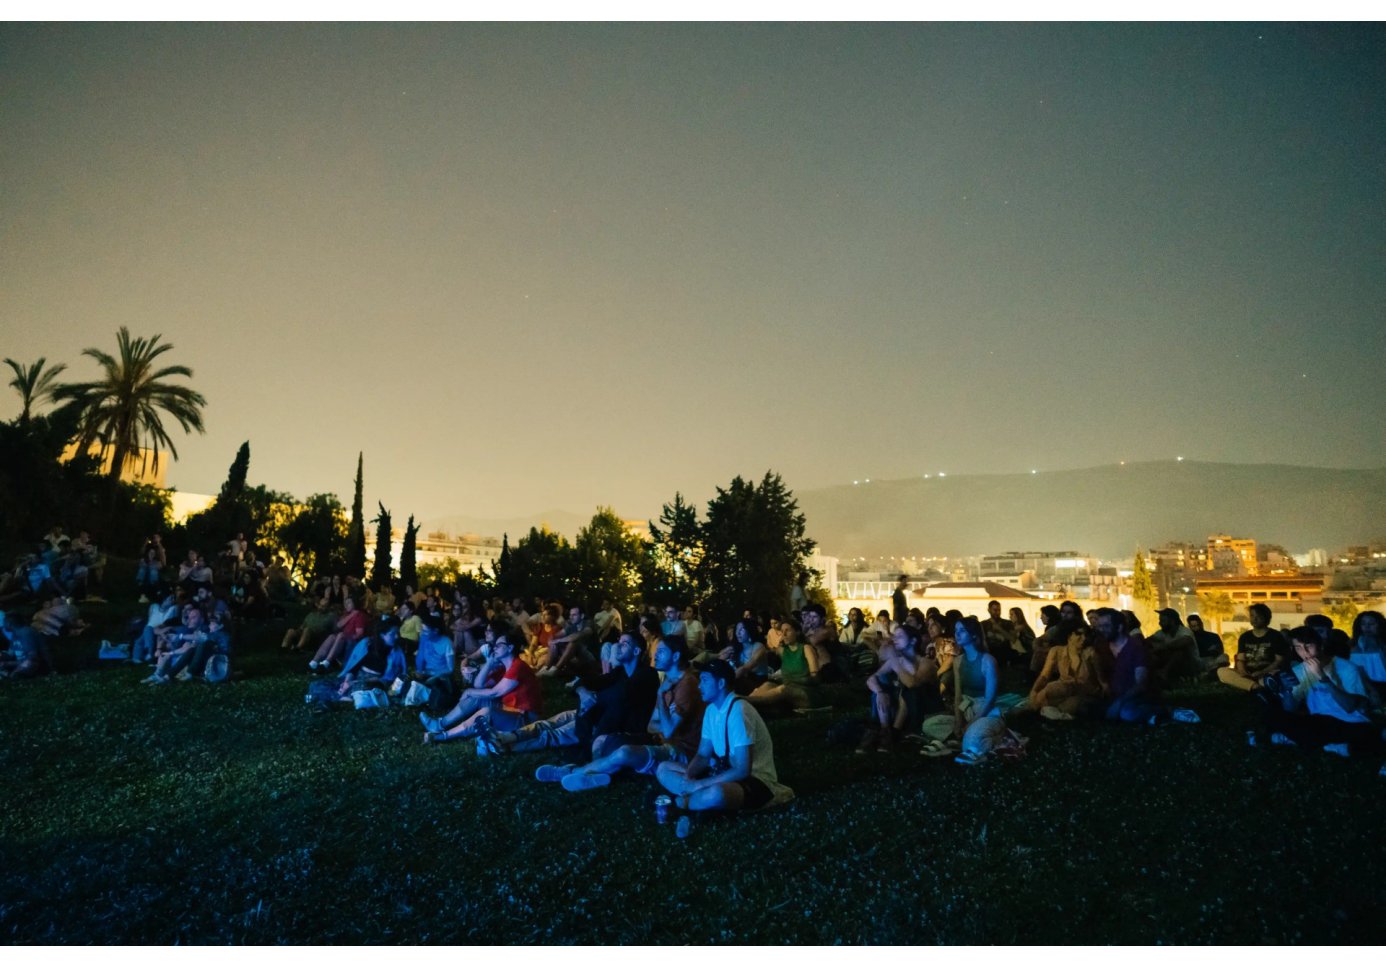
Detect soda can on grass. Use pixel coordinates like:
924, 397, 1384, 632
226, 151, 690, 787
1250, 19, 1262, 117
654, 795, 673, 824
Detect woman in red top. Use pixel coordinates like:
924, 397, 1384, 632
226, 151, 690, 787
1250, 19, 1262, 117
424, 631, 543, 743
309, 596, 369, 671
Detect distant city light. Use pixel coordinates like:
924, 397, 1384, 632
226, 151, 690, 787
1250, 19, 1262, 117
1120, 461, 1126, 466
923, 474, 931, 479
938, 472, 946, 478
1031, 469, 1037, 474
1177, 456, 1185, 462
865, 478, 870, 483
853, 480, 859, 485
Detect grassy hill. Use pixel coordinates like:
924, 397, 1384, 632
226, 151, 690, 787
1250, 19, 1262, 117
796, 460, 1386, 559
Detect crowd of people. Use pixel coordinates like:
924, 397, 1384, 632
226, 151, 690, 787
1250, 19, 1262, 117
6, 530, 1386, 836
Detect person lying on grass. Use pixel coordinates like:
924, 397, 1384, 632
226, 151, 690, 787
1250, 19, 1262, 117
654, 658, 793, 834
1252, 625, 1382, 758
1028, 622, 1108, 721
543, 631, 707, 792
420, 630, 541, 743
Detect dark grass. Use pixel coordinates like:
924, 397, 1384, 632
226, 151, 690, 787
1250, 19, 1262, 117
4, 596, 1386, 944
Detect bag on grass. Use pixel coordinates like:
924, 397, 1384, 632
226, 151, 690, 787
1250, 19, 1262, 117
403, 680, 431, 707
98, 640, 130, 661
204, 653, 230, 683
352, 687, 390, 710
388, 677, 408, 698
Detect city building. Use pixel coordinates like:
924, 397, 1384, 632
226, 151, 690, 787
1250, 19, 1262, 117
1207, 534, 1258, 576
388, 529, 504, 576
1193, 574, 1325, 615
977, 551, 1098, 589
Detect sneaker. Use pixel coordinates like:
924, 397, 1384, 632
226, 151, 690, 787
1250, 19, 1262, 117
855, 728, 878, 755
955, 750, 983, 766
1270, 732, 1297, 747
175, 669, 192, 682
146, 674, 169, 686
1040, 705, 1073, 721
1323, 743, 1351, 758
921, 740, 956, 758
1171, 707, 1201, 724
419, 712, 440, 732
560, 771, 612, 792
138, 594, 149, 604
534, 764, 574, 783
308, 660, 320, 671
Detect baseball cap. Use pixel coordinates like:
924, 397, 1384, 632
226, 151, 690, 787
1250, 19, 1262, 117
693, 657, 736, 686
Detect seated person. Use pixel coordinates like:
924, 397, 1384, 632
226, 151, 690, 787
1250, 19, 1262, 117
501, 630, 658, 759
141, 605, 208, 685
862, 624, 938, 752
537, 605, 598, 679
1028, 604, 1064, 677
280, 599, 338, 653
1305, 613, 1353, 660
1348, 610, 1386, 688
1029, 622, 1108, 720
550, 632, 707, 791
1218, 603, 1292, 690
31, 595, 85, 639
1147, 609, 1201, 685
264, 556, 295, 601
415, 611, 457, 679
1186, 613, 1229, 674
655, 658, 793, 836
421, 631, 541, 743
0, 612, 55, 679
1254, 626, 1381, 757
309, 595, 369, 670
747, 619, 820, 710
719, 616, 771, 696
132, 593, 181, 663
178, 552, 214, 594
1092, 608, 1198, 727
839, 607, 876, 676
800, 604, 847, 681
135, 547, 164, 601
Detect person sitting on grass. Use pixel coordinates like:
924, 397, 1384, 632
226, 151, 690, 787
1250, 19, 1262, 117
415, 611, 457, 679
538, 605, 597, 680
1147, 608, 1201, 686
1186, 614, 1230, 676
309, 595, 368, 671
1029, 622, 1108, 720
421, 630, 541, 743
1092, 608, 1199, 726
1252, 626, 1382, 759
280, 598, 338, 653
861, 623, 938, 753
1218, 603, 1290, 691
135, 547, 164, 602
719, 616, 772, 696
549, 632, 707, 792
745, 618, 814, 712
0, 611, 55, 679
141, 605, 207, 685
1028, 604, 1063, 677
655, 658, 793, 837
129, 592, 180, 664
519, 629, 660, 768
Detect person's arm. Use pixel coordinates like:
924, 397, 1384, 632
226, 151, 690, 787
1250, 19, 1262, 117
1118, 665, 1148, 703
974, 656, 999, 718
466, 674, 519, 702
683, 736, 715, 782
653, 683, 684, 740
1308, 659, 1371, 715
683, 743, 752, 793
1030, 647, 1059, 699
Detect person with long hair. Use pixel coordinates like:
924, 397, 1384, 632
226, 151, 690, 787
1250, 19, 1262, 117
1029, 622, 1108, 720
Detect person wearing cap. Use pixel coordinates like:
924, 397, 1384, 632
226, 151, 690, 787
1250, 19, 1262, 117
544, 632, 707, 791
653, 657, 792, 823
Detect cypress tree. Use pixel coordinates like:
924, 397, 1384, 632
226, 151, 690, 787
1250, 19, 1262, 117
371, 501, 392, 588
346, 452, 366, 578
400, 514, 419, 591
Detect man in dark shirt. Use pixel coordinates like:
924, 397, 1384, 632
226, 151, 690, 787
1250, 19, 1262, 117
982, 599, 1022, 666
577, 631, 660, 756
1219, 602, 1291, 690
1186, 614, 1229, 674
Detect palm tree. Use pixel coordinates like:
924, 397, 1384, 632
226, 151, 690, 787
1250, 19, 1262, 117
3, 357, 68, 425
54, 327, 207, 481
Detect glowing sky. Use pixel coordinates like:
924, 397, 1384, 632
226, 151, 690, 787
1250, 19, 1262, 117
3, 24, 1383, 522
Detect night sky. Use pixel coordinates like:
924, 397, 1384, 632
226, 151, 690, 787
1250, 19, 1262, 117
3, 24, 1383, 523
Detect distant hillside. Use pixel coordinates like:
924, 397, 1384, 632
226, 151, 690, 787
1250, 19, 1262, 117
796, 460, 1386, 559
421, 509, 590, 542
